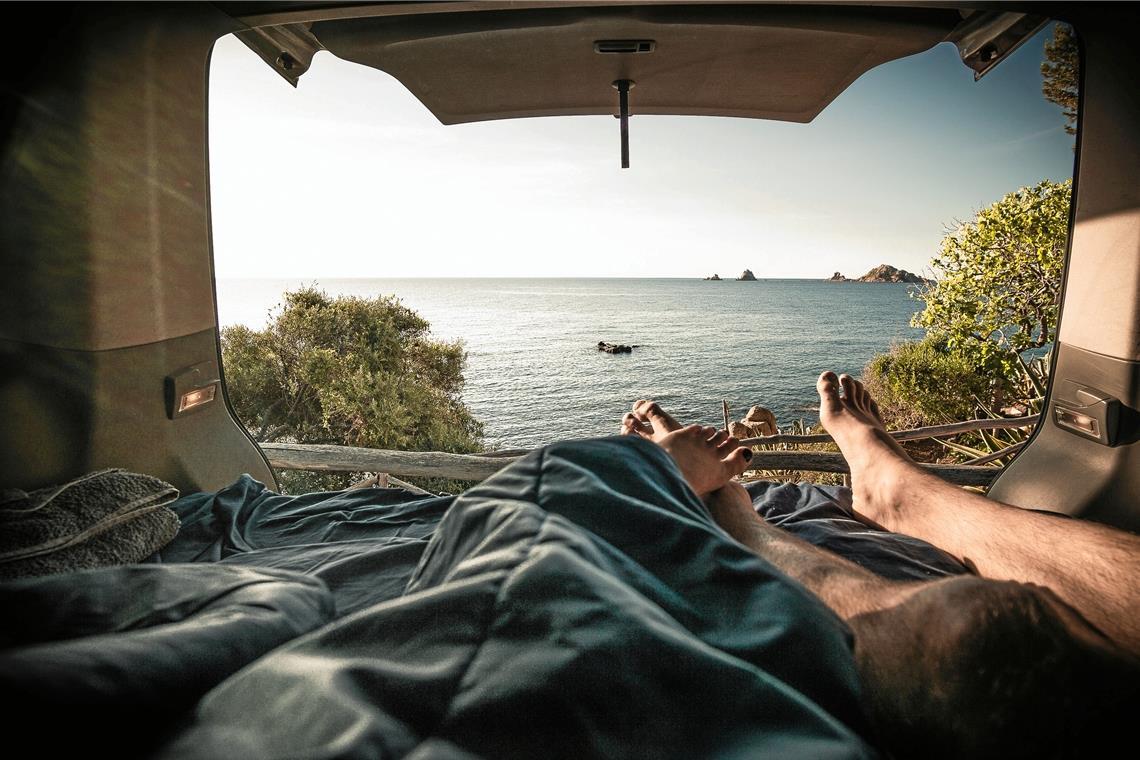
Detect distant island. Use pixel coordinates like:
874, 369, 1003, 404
828, 264, 932, 284
704, 273, 721, 280
737, 269, 757, 281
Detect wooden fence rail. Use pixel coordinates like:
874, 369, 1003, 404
738, 414, 1039, 446
261, 415, 1035, 489
475, 416, 1039, 458
263, 443, 1010, 488
262, 443, 513, 481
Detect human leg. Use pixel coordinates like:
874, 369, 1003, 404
620, 401, 1139, 757
817, 370, 1140, 656
703, 481, 1137, 758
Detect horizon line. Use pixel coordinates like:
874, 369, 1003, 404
215, 274, 931, 281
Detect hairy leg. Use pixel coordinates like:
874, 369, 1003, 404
621, 396, 1139, 756
706, 481, 1139, 759
817, 370, 1140, 655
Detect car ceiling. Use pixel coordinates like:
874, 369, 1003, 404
223, 3, 1046, 126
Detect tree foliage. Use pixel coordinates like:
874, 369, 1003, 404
1041, 24, 1079, 136
222, 287, 483, 493
911, 179, 1070, 385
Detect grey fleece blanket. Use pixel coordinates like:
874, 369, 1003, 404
0, 468, 180, 579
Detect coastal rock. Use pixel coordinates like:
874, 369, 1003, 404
743, 405, 778, 436
728, 405, 778, 439
855, 264, 932, 284
728, 421, 752, 439
597, 341, 634, 354
827, 272, 849, 282
737, 269, 757, 281
704, 274, 722, 281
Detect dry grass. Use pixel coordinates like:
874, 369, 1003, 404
739, 417, 964, 488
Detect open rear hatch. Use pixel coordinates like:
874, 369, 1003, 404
234, 4, 1045, 125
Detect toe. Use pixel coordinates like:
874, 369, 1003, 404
722, 446, 754, 477
708, 429, 728, 446
620, 413, 635, 435
851, 377, 868, 409
817, 371, 843, 412
621, 413, 652, 438
839, 374, 859, 406
635, 400, 683, 433
682, 424, 705, 438
716, 434, 739, 453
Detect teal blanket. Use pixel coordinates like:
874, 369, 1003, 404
160, 437, 878, 758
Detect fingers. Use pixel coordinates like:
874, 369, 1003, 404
633, 400, 682, 433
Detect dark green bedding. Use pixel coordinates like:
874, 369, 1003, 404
4, 436, 943, 758
158, 437, 879, 758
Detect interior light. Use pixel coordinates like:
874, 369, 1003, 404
178, 383, 217, 413
1054, 406, 1099, 437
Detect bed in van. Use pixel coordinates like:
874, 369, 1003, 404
2, 3, 1137, 757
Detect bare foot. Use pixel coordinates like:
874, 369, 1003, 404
816, 371, 922, 529
620, 400, 753, 498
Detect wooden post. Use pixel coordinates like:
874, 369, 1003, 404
722, 400, 731, 432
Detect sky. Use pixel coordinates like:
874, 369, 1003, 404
208, 22, 1075, 279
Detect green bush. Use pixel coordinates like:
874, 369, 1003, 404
221, 287, 484, 494
863, 337, 991, 429
912, 179, 1070, 388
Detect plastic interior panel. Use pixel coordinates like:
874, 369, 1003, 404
989, 7, 1140, 531
0, 5, 276, 493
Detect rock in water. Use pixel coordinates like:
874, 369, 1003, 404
704, 273, 722, 281
855, 264, 931, 284
597, 341, 633, 354
827, 271, 849, 282
737, 269, 757, 281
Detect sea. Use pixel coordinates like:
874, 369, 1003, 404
216, 278, 926, 449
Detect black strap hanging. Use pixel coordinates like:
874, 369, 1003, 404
613, 79, 634, 168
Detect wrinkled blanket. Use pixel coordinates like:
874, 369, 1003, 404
159, 476, 453, 616
1, 564, 334, 756
157, 454, 967, 621
159, 437, 880, 759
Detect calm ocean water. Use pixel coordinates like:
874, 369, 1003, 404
216, 278, 926, 449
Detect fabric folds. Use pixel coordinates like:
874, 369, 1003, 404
160, 437, 878, 759
0, 564, 335, 756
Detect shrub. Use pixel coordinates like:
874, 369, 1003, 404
863, 337, 991, 429
221, 287, 483, 493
